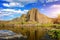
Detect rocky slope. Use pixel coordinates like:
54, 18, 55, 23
0, 8, 60, 24
26, 8, 53, 24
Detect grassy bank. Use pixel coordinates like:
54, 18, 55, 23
0, 24, 60, 40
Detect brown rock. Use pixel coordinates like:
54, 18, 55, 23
1, 8, 58, 24
27, 8, 37, 22
26, 8, 53, 24
54, 15, 60, 24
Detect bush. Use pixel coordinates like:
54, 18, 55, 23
48, 29, 60, 40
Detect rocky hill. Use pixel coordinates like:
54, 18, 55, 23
9, 8, 53, 24
0, 8, 60, 25
26, 8, 53, 24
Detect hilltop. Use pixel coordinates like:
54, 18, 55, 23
0, 8, 60, 25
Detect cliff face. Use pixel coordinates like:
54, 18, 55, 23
10, 8, 53, 24
1, 8, 60, 24
26, 8, 53, 24
27, 8, 37, 22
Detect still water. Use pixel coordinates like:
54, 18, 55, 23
0, 30, 54, 40
0, 30, 27, 40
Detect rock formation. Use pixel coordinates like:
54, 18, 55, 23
26, 8, 53, 24
1, 8, 60, 24
7, 8, 53, 24
53, 15, 60, 24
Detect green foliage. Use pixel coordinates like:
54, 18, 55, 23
48, 29, 60, 40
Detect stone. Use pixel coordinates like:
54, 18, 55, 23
26, 8, 53, 24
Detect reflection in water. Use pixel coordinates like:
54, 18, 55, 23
0, 29, 55, 40
0, 30, 27, 40
0, 30, 16, 36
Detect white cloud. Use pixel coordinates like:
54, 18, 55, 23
3, 0, 37, 7
50, 5, 60, 17
0, 8, 28, 20
0, 9, 28, 20
39, 0, 59, 3
44, 4, 60, 18
3, 3, 10, 7
3, 2, 24, 7
5, 0, 37, 3
50, 5, 60, 8
0, 9, 28, 16
48, 10, 60, 18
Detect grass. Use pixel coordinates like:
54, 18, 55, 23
0, 23, 60, 40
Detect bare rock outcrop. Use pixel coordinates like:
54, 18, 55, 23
1, 8, 59, 24
26, 8, 53, 24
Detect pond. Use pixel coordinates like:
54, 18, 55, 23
0, 30, 16, 36
0, 30, 27, 40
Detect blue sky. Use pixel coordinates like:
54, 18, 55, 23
0, 0, 60, 20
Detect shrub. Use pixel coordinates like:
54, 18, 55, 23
48, 29, 60, 40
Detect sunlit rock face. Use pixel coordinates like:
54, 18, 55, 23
7, 8, 54, 24
8, 8, 60, 24
26, 8, 53, 24
27, 8, 37, 22
1, 8, 60, 24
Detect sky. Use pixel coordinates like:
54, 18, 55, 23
0, 0, 60, 20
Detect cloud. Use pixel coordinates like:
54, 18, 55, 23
50, 5, 60, 8
44, 4, 60, 18
48, 10, 60, 18
3, 0, 59, 7
3, 2, 24, 7
5, 0, 37, 3
3, 3, 9, 7
0, 8, 28, 20
0, 9, 28, 16
39, 0, 59, 3
3, 0, 37, 7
